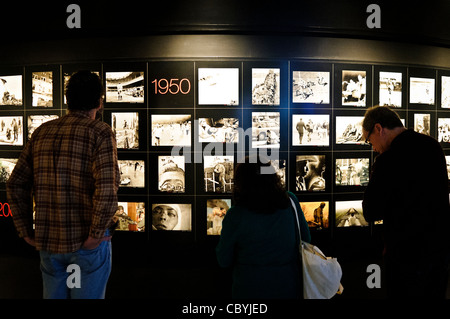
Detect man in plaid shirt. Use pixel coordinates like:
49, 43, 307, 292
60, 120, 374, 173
7, 71, 120, 299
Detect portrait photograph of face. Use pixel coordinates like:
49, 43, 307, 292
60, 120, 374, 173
335, 200, 368, 227
32, 72, 53, 107
292, 71, 330, 104
252, 68, 280, 105
438, 118, 450, 143
158, 156, 185, 193
198, 68, 239, 105
0, 75, 22, 106
295, 155, 326, 192
151, 203, 191, 231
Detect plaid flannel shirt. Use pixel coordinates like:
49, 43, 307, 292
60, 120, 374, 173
7, 112, 120, 254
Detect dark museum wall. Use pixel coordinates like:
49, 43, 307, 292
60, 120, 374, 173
0, 0, 450, 299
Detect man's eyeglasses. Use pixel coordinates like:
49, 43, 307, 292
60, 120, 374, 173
364, 125, 375, 145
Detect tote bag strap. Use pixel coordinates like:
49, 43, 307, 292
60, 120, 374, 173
289, 197, 302, 245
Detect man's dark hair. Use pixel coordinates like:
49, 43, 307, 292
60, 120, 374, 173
233, 156, 289, 214
65, 71, 104, 111
362, 105, 404, 132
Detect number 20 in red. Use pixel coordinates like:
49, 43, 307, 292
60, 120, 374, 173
151, 78, 191, 95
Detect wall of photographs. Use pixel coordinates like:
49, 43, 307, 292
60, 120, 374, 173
1, 57, 450, 257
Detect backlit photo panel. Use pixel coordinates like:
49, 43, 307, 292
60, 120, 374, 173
292, 71, 330, 104
115, 202, 145, 232
252, 68, 280, 105
442, 76, 450, 109
112, 112, 139, 149
118, 160, 145, 188
410, 77, 435, 105
198, 117, 239, 143
0, 75, 22, 106
438, 118, 450, 143
342, 70, 366, 107
335, 200, 368, 227
151, 203, 192, 231
151, 114, 191, 146
206, 198, 231, 235
300, 201, 329, 229
252, 112, 280, 148
204, 156, 234, 193
198, 68, 239, 105
27, 115, 59, 140
32, 72, 53, 107
0, 116, 23, 146
0, 158, 18, 183
379, 71, 402, 108
292, 114, 329, 146
335, 158, 370, 186
105, 72, 144, 103
295, 155, 326, 192
335, 116, 366, 145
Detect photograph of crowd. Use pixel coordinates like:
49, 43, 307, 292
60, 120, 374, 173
32, 72, 53, 107
0, 116, 23, 146
27, 115, 59, 140
252, 112, 280, 148
198, 117, 239, 143
151, 203, 191, 231
295, 155, 326, 192
292, 114, 329, 146
198, 68, 239, 105
335, 158, 370, 186
112, 112, 139, 149
204, 156, 234, 193
151, 114, 191, 146
342, 70, 366, 107
252, 68, 280, 105
114, 202, 145, 232
410, 77, 435, 105
158, 156, 185, 193
206, 199, 231, 235
292, 71, 329, 104
300, 201, 329, 229
0, 75, 22, 106
379, 71, 402, 107
105, 72, 144, 103
118, 160, 145, 188
335, 116, 365, 144
335, 200, 368, 227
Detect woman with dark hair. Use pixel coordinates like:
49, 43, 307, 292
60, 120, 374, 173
216, 156, 311, 299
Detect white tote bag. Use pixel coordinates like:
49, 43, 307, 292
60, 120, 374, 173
290, 198, 344, 299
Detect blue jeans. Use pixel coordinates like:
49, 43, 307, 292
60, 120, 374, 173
39, 239, 112, 299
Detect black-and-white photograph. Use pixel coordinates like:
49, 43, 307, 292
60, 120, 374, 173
335, 158, 370, 186
252, 112, 280, 148
105, 72, 144, 103
335, 116, 365, 144
118, 160, 145, 188
414, 113, 431, 136
27, 115, 59, 140
206, 198, 231, 235
32, 72, 53, 107
158, 156, 185, 193
292, 114, 329, 146
114, 202, 145, 232
300, 201, 329, 229
152, 203, 191, 231
438, 118, 450, 143
252, 68, 280, 105
204, 156, 234, 193
442, 76, 450, 109
0, 75, 22, 106
410, 77, 435, 105
342, 70, 366, 106
198, 68, 239, 105
272, 159, 286, 188
112, 112, 139, 149
151, 114, 191, 146
335, 200, 368, 227
292, 71, 329, 104
0, 158, 17, 183
379, 71, 402, 107
295, 155, 326, 192
198, 117, 239, 143
0, 116, 23, 146
446, 156, 450, 179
